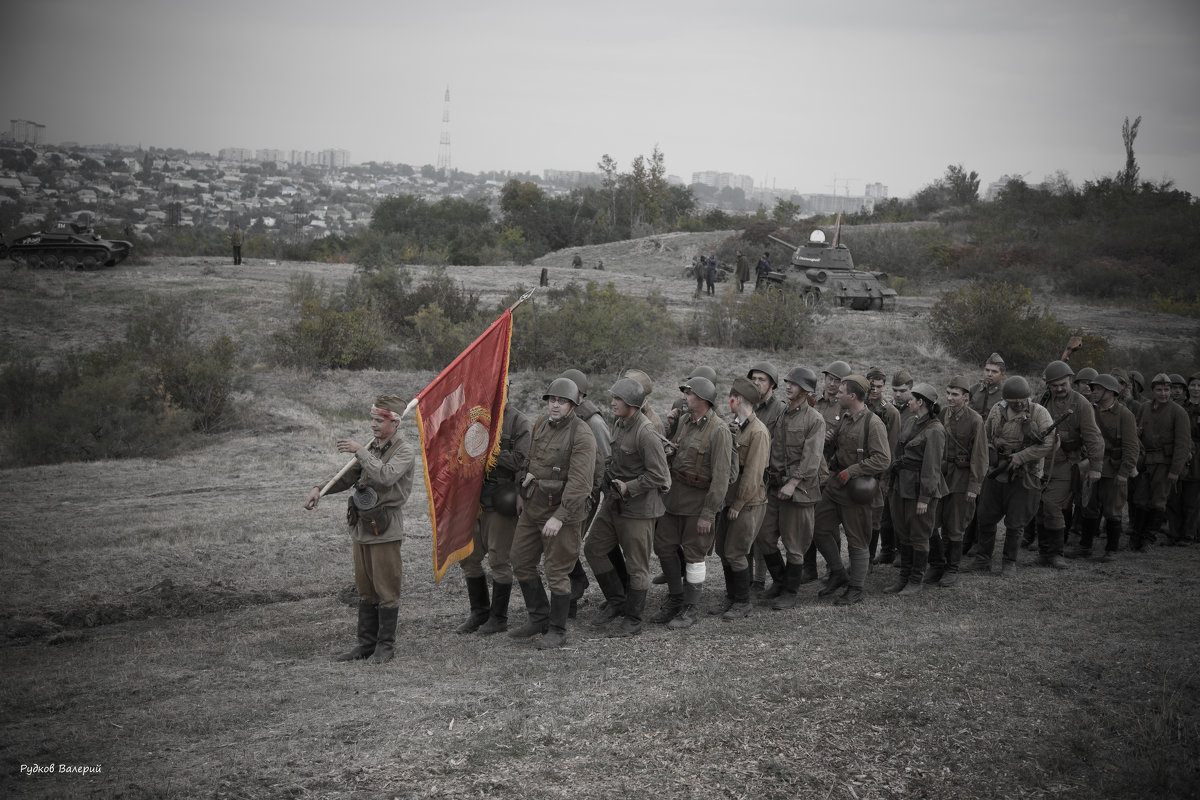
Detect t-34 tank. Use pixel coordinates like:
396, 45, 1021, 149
7, 221, 132, 269
768, 214, 896, 310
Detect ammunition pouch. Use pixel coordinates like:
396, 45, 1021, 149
536, 478, 566, 506
672, 468, 712, 490
347, 495, 391, 537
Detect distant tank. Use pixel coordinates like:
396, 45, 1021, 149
7, 221, 133, 269
767, 214, 896, 310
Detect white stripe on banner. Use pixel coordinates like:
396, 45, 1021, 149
428, 385, 465, 434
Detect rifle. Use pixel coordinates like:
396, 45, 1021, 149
986, 408, 1074, 481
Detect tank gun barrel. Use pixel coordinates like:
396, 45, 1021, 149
767, 234, 799, 252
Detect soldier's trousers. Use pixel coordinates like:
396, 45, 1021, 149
655, 512, 714, 565
1167, 479, 1200, 542
938, 492, 974, 542
584, 507, 656, 590
716, 502, 767, 571
755, 494, 815, 565
975, 477, 1039, 562
890, 494, 941, 553
458, 509, 517, 583
353, 539, 404, 609
511, 514, 583, 596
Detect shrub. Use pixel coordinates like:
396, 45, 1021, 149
407, 304, 478, 371
735, 282, 814, 352
683, 289, 738, 347
273, 274, 387, 370
930, 281, 1106, 374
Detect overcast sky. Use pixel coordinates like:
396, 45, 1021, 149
6, 0, 1199, 198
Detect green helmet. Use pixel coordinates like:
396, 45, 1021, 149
846, 476, 878, 505
1002, 376, 1031, 401
1043, 360, 1074, 382
689, 365, 717, 382
1075, 367, 1098, 383
912, 382, 939, 406
609, 377, 645, 408
784, 366, 818, 394
822, 360, 851, 379
559, 369, 589, 396
1090, 374, 1121, 394
680, 376, 717, 405
747, 361, 780, 389
543, 377, 580, 403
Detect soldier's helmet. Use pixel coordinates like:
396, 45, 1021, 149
1002, 376, 1032, 401
609, 377, 645, 408
689, 365, 718, 382
558, 369, 589, 396
543, 377, 580, 403
747, 361, 781, 389
1169, 373, 1187, 388
624, 368, 654, 398
846, 476, 879, 505
912, 383, 940, 406
1130, 370, 1145, 391
1151, 373, 1172, 387
822, 360, 851, 379
1090, 374, 1121, 394
492, 483, 519, 517
784, 366, 818, 394
680, 376, 717, 404
1075, 367, 1099, 383
1043, 360, 1075, 382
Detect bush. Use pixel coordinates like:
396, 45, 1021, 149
272, 274, 387, 370
683, 289, 738, 347
510, 282, 677, 374
930, 281, 1106, 374
735, 283, 814, 352
407, 304, 479, 371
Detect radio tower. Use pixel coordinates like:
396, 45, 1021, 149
436, 86, 452, 175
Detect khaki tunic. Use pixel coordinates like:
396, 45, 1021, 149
1134, 400, 1192, 510
767, 401, 826, 505
940, 405, 988, 495
1040, 389, 1105, 529
825, 407, 892, 507
664, 407, 733, 520
970, 381, 1004, 418
325, 430, 416, 545
727, 416, 770, 512
461, 405, 532, 581
984, 401, 1055, 490
1095, 401, 1139, 479
755, 394, 786, 435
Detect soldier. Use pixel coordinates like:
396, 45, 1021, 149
809, 359, 851, 581
664, 365, 719, 440
884, 383, 948, 594
653, 376, 733, 629
304, 395, 416, 665
455, 399, 532, 635
932, 376, 987, 586
970, 353, 1007, 418
968, 376, 1055, 575
1036, 361, 1104, 569
812, 374, 891, 605
1167, 373, 1200, 544
584, 378, 671, 637
1130, 373, 1193, 550
559, 368, 610, 615
711, 377, 771, 619
746, 361, 785, 593
891, 369, 916, 427
735, 250, 750, 292
624, 368, 665, 436
1169, 373, 1188, 406
1072, 375, 1138, 561
756, 367, 826, 609
508, 377, 597, 649
1073, 367, 1099, 401
1112, 368, 1141, 417
867, 366, 902, 566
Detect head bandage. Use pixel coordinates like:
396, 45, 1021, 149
371, 405, 401, 422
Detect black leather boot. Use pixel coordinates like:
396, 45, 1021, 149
456, 575, 491, 634
722, 568, 753, 620
772, 563, 804, 610
336, 601, 378, 661
762, 551, 787, 600
924, 533, 946, 583
937, 541, 962, 586
538, 593, 572, 649
509, 578, 550, 638
567, 560, 589, 619
610, 588, 648, 638
885, 546, 913, 593
369, 606, 399, 664
591, 570, 626, 627
710, 562, 735, 615
668, 581, 702, 629
477, 582, 511, 635
899, 549, 926, 595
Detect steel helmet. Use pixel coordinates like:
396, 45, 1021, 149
543, 377, 580, 403
689, 365, 718, 383
747, 361, 781, 389
492, 483, 518, 517
624, 368, 654, 397
1043, 360, 1075, 382
559, 369, 589, 396
912, 383, 939, 406
680, 376, 717, 405
846, 475, 879, 505
1090, 374, 1121, 394
1151, 372, 1172, 387
1001, 376, 1031, 401
610, 377, 645, 408
784, 366, 818, 394
822, 360, 851, 379
1130, 370, 1145, 391
1075, 367, 1098, 383
1169, 373, 1187, 387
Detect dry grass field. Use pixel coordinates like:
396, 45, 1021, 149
1, 237, 1198, 799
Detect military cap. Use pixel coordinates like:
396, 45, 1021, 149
373, 394, 407, 417
865, 365, 887, 381
689, 365, 718, 382
892, 369, 914, 387
912, 383, 940, 406
559, 368, 589, 396
730, 376, 762, 406
680, 377, 717, 405
1169, 373, 1187, 387
986, 352, 1006, 368
946, 375, 972, 393
1075, 367, 1098, 383
822, 360, 851, 379
747, 361, 781, 389
842, 374, 870, 396
543, 377, 580, 403
1110, 367, 1129, 385
624, 368, 654, 397
1151, 372, 1172, 387
1090, 374, 1121, 394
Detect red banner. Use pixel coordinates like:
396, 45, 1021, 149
414, 310, 512, 582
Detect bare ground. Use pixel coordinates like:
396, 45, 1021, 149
1, 243, 1198, 798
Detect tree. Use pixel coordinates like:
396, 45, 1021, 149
597, 154, 618, 230
772, 198, 801, 226
1119, 114, 1141, 190
945, 163, 980, 205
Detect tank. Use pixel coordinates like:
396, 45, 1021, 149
767, 214, 896, 310
6, 221, 133, 269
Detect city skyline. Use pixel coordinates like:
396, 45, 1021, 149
5, 0, 1198, 199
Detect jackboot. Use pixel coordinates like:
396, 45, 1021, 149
874, 509, 897, 565
750, 545, 767, 595
884, 545, 913, 593
609, 545, 631, 592
1039, 527, 1068, 569
817, 568, 848, 598
710, 562, 735, 615
369, 606, 399, 664
1021, 518, 1038, 550
537, 593, 572, 649
800, 542, 819, 583
899, 549, 926, 595
761, 550, 787, 600
722, 568, 753, 620
509, 577, 550, 638
477, 581, 511, 635
456, 575, 491, 634
835, 546, 870, 606
936, 541, 962, 587
1069, 516, 1100, 559
609, 588, 647, 637
1101, 518, 1123, 561
591, 569, 626, 627
667, 581, 702, 629
772, 563, 804, 610
336, 601, 378, 661
652, 592, 683, 624
924, 532, 946, 584
567, 560, 589, 619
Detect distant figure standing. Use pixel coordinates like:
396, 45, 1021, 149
735, 250, 749, 292
572, 253, 583, 269
231, 224, 243, 265
693, 255, 705, 298
705, 256, 717, 296
595, 258, 604, 270
755, 251, 771, 290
